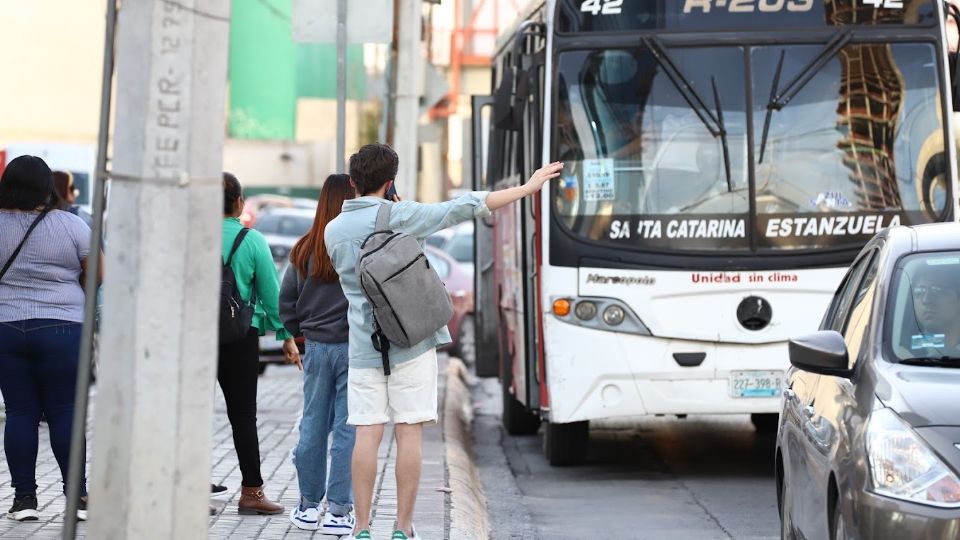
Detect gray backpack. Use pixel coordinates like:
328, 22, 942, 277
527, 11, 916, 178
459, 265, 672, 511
357, 203, 453, 374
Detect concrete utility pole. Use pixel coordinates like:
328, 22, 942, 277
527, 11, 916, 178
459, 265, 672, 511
87, 1, 231, 538
393, 0, 423, 198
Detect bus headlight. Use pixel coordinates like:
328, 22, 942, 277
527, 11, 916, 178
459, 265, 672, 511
549, 296, 651, 336
866, 408, 960, 508
602, 305, 625, 326
575, 301, 597, 320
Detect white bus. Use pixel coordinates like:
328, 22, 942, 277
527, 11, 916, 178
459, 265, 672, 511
471, 0, 958, 465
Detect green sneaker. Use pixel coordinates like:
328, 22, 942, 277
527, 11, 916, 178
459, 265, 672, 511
353, 530, 372, 540
391, 525, 419, 540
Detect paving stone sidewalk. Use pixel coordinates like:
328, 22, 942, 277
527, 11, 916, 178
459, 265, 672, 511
0, 362, 450, 539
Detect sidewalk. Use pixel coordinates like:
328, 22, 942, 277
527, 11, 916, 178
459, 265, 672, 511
0, 360, 455, 539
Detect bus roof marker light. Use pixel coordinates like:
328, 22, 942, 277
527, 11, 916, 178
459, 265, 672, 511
602, 305, 625, 326
575, 301, 597, 321
553, 298, 572, 317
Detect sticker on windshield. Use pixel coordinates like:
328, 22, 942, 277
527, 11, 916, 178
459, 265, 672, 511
582, 159, 615, 201
809, 191, 852, 209
912, 334, 945, 349
926, 258, 960, 266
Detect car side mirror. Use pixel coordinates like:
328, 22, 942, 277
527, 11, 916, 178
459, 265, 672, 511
788, 331, 852, 378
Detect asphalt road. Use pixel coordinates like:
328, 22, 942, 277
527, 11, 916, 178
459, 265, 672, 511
470, 378, 780, 540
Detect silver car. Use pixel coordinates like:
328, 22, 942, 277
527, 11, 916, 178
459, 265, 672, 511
778, 223, 960, 540
253, 207, 315, 268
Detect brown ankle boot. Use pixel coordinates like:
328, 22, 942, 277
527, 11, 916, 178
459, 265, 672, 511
237, 486, 283, 515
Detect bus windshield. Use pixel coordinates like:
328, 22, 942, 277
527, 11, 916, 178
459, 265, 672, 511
553, 41, 948, 253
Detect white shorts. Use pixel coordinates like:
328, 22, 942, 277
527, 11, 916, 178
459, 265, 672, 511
347, 349, 438, 426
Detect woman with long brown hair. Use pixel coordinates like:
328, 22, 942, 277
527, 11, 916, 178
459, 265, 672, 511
279, 174, 357, 534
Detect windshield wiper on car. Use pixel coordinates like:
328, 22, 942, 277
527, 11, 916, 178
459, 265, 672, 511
757, 30, 853, 163
642, 36, 732, 192
899, 356, 960, 368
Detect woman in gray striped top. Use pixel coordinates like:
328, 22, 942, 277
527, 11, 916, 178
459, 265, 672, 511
0, 156, 92, 522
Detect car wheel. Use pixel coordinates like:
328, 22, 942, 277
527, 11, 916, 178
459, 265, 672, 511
780, 473, 797, 540
454, 315, 476, 367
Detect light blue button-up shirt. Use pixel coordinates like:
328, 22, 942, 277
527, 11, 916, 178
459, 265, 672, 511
325, 192, 491, 369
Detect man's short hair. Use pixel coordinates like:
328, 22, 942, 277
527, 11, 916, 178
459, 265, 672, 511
349, 143, 399, 195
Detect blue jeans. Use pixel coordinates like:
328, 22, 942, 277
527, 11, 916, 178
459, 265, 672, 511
293, 340, 354, 514
0, 320, 87, 498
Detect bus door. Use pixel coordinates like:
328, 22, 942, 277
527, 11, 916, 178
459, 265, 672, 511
517, 29, 548, 413
470, 95, 499, 378
473, 21, 547, 414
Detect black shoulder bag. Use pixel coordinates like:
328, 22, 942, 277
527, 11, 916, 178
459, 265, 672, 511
0, 208, 53, 283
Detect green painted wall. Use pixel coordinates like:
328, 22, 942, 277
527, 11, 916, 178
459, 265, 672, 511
229, 0, 368, 141
228, 0, 297, 140
296, 43, 366, 100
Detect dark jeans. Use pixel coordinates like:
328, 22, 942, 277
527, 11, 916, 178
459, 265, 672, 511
0, 319, 88, 498
218, 328, 264, 488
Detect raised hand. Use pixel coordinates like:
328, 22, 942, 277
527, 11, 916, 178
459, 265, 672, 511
524, 161, 564, 195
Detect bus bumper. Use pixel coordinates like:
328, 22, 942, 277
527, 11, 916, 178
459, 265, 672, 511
543, 317, 786, 424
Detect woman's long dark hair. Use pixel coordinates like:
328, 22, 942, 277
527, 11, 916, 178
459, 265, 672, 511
290, 174, 355, 282
0, 155, 58, 211
223, 172, 242, 214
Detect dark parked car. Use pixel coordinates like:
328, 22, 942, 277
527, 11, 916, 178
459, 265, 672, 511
777, 223, 960, 540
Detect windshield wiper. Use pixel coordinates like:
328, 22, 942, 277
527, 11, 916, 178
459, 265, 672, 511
642, 36, 732, 192
899, 356, 960, 368
712, 77, 732, 193
757, 30, 852, 163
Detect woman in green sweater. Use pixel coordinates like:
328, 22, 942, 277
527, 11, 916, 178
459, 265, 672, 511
220, 173, 300, 515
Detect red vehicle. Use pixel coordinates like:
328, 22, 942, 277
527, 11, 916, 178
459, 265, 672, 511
425, 246, 475, 365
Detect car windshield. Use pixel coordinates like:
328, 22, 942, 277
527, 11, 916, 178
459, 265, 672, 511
888, 252, 960, 364
445, 233, 474, 264
255, 214, 313, 237
554, 42, 947, 253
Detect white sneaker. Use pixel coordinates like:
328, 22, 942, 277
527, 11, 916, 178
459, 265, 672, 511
321, 510, 356, 536
289, 503, 320, 531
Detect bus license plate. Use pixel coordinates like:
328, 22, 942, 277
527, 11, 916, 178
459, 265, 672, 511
729, 370, 783, 398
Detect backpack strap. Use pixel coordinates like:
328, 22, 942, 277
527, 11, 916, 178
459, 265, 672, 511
225, 228, 250, 267
375, 203, 392, 232
371, 325, 392, 376
0, 206, 53, 284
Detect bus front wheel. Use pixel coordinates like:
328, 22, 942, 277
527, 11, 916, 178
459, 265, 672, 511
543, 420, 589, 466
751, 413, 779, 432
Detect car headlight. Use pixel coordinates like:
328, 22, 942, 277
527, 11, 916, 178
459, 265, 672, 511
866, 408, 960, 508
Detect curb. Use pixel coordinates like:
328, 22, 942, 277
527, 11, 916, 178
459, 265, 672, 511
443, 358, 489, 540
